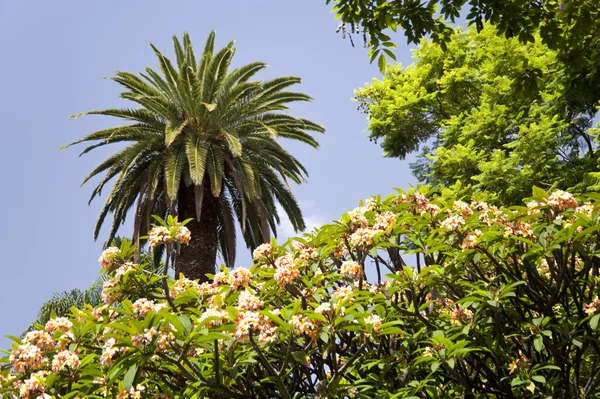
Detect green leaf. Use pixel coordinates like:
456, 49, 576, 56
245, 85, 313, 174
164, 148, 185, 200
165, 120, 189, 146
123, 363, 138, 391
531, 375, 546, 384
178, 315, 192, 333
378, 54, 387, 73
591, 314, 600, 330
185, 135, 208, 185
532, 186, 549, 199
221, 129, 242, 157
534, 335, 543, 353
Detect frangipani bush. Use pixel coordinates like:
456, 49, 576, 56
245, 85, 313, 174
3, 187, 600, 398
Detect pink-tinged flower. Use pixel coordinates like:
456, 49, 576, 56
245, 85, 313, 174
117, 384, 146, 399
547, 190, 577, 211
450, 307, 474, 326
340, 260, 363, 280
228, 268, 252, 289
18, 371, 48, 399
101, 279, 119, 304
252, 243, 274, 260
132, 298, 167, 318
45, 317, 73, 333
575, 202, 594, 218
462, 230, 482, 250
23, 330, 54, 352
132, 327, 158, 349
292, 242, 319, 261
349, 227, 378, 248
213, 271, 228, 285
353, 280, 369, 291
333, 244, 350, 260
526, 200, 543, 215
51, 350, 80, 372
114, 262, 136, 280
373, 211, 397, 231
234, 311, 277, 344
585, 297, 600, 316
10, 344, 46, 373
315, 303, 332, 314
363, 196, 377, 211
440, 214, 465, 231
274, 264, 300, 286
275, 253, 295, 268
332, 286, 354, 303
407, 192, 428, 206
148, 226, 173, 248
290, 314, 321, 340
237, 290, 263, 311
100, 338, 124, 367
156, 329, 175, 352
98, 246, 120, 270
452, 200, 473, 216
176, 226, 191, 245
199, 307, 229, 327
364, 314, 383, 331
347, 207, 369, 230
234, 311, 261, 341
419, 203, 441, 217
537, 258, 550, 278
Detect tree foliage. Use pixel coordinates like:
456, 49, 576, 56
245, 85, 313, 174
356, 25, 600, 205
63, 32, 324, 280
328, 0, 600, 76
4, 187, 600, 398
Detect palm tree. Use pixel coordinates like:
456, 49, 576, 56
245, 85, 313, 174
63, 32, 324, 281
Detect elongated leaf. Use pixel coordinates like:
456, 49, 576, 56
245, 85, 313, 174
207, 148, 224, 196
221, 129, 242, 157
164, 148, 185, 200
185, 135, 209, 184
123, 364, 138, 391
165, 120, 188, 146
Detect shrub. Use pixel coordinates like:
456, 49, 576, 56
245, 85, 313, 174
3, 188, 600, 398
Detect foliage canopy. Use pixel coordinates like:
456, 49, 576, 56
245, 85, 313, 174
328, 0, 600, 76
4, 187, 600, 398
356, 25, 600, 205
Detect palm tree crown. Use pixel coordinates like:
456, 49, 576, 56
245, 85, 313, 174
64, 32, 324, 280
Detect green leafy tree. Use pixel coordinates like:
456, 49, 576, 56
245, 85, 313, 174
328, 0, 600, 75
63, 32, 324, 281
4, 188, 600, 398
356, 25, 599, 204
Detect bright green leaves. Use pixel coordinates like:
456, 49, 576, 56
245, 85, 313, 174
356, 23, 599, 205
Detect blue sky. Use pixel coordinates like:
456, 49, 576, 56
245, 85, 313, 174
0, 1, 417, 347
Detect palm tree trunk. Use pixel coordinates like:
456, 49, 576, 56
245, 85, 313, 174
175, 182, 219, 282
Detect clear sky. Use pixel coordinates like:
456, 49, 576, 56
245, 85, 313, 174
0, 1, 417, 347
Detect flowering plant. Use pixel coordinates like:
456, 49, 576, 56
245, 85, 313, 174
3, 187, 600, 398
